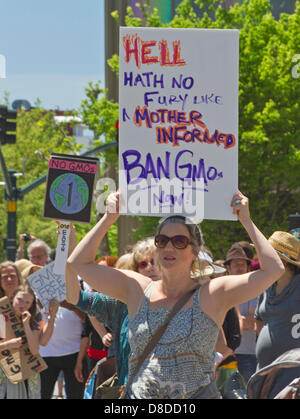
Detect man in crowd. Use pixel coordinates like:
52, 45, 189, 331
16, 233, 50, 266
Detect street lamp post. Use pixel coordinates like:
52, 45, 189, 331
6, 169, 17, 261
0, 142, 117, 260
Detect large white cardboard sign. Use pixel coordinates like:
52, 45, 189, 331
119, 27, 239, 221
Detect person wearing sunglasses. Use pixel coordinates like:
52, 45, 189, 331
66, 191, 284, 399
131, 237, 159, 282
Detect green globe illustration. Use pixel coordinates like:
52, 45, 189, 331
50, 173, 89, 214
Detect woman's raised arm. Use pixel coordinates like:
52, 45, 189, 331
209, 192, 284, 315
66, 192, 147, 305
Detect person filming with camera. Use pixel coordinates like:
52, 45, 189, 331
16, 233, 36, 261
16, 234, 50, 267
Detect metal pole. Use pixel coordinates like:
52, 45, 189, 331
6, 170, 17, 260
18, 142, 117, 199
0, 148, 16, 259
105, 0, 129, 102
0, 147, 13, 198
0, 142, 116, 259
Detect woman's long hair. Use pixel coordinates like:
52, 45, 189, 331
0, 261, 23, 298
10, 284, 37, 330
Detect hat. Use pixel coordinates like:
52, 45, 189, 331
268, 231, 300, 267
191, 251, 227, 279
224, 245, 252, 265
191, 259, 214, 279
15, 259, 42, 280
198, 250, 227, 275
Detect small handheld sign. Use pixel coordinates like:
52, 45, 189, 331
27, 262, 66, 309
54, 222, 71, 275
44, 153, 99, 274
44, 153, 99, 223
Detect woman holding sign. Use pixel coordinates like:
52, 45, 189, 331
66, 229, 159, 393
0, 261, 23, 300
0, 284, 59, 399
66, 191, 284, 399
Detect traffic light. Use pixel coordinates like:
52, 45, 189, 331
0, 106, 17, 145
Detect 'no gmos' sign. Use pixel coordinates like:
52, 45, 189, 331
44, 153, 99, 223
118, 27, 239, 221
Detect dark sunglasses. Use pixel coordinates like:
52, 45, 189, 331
137, 259, 155, 270
154, 235, 191, 249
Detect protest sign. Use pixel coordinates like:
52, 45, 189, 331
44, 153, 98, 273
53, 222, 71, 275
119, 27, 239, 221
44, 153, 99, 223
0, 297, 47, 384
27, 262, 66, 309
0, 314, 5, 339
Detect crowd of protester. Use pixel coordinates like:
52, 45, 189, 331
0, 191, 299, 399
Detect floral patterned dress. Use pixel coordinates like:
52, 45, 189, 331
127, 282, 219, 399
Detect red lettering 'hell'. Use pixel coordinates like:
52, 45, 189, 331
122, 35, 186, 68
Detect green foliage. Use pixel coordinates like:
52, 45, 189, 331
1, 0, 299, 262
77, 81, 120, 254
77, 80, 119, 180
0, 108, 79, 259
107, 222, 119, 257
78, 81, 119, 141
124, 6, 144, 27
118, 0, 300, 259
0, 91, 10, 107
107, 55, 120, 77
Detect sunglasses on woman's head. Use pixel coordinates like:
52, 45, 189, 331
154, 235, 191, 249
137, 259, 155, 270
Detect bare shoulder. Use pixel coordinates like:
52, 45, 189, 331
118, 269, 152, 292
118, 269, 152, 318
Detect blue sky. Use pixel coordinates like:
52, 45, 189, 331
0, 0, 105, 110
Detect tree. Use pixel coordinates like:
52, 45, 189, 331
77, 81, 119, 256
0, 107, 79, 260
1, 0, 299, 261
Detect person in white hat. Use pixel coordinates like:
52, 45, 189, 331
254, 231, 300, 398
